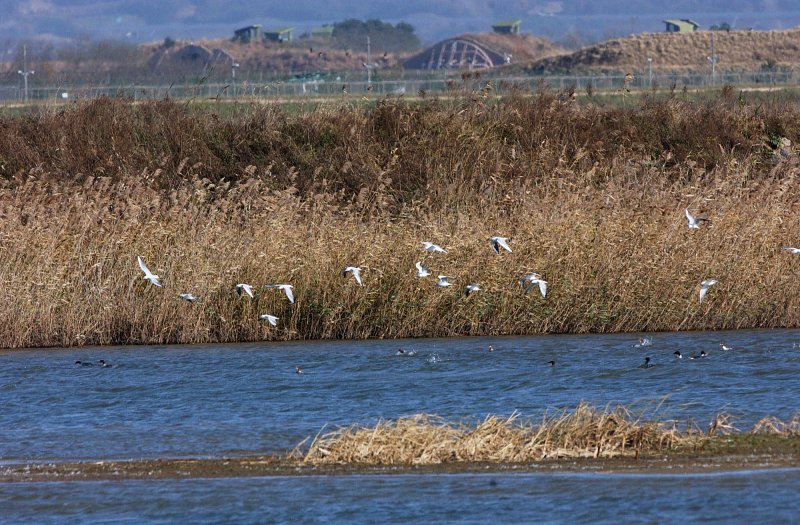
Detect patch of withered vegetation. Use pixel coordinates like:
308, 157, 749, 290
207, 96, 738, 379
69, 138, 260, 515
3, 91, 800, 347
303, 403, 708, 465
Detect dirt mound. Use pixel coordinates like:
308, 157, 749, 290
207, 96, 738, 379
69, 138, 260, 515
524, 29, 800, 74
142, 38, 412, 75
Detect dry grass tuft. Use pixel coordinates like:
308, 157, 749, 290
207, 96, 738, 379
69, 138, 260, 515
751, 414, 800, 436
303, 403, 707, 465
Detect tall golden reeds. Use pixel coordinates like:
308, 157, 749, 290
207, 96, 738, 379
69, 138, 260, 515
302, 404, 800, 465
302, 403, 703, 465
1, 91, 800, 348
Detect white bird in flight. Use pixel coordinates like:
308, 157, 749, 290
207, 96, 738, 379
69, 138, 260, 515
177, 293, 197, 302
421, 242, 447, 253
436, 275, 452, 287
520, 272, 547, 298
137, 256, 162, 287
235, 283, 254, 298
685, 208, 711, 229
464, 283, 481, 297
415, 261, 430, 278
342, 266, 363, 286
489, 236, 512, 253
265, 284, 295, 304
699, 279, 719, 303
783, 247, 800, 254
259, 314, 279, 326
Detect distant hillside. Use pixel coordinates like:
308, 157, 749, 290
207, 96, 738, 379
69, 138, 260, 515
143, 38, 412, 77
523, 29, 800, 74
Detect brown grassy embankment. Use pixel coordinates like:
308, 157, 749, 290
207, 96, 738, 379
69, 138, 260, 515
1, 89, 800, 348
525, 29, 800, 74
303, 403, 800, 465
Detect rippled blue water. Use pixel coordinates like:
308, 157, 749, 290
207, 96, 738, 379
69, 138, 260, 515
2, 329, 800, 462
2, 329, 800, 522
3, 469, 800, 524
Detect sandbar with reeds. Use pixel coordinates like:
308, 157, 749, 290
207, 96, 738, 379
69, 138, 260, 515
3, 404, 799, 481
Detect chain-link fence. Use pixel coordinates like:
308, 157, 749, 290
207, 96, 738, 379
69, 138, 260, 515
1, 70, 796, 103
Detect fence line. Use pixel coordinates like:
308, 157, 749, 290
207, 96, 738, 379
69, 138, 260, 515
0, 70, 796, 102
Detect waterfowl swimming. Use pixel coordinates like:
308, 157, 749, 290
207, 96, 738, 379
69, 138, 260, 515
396, 348, 416, 356
635, 337, 652, 347
720, 342, 733, 351
98, 359, 110, 368
547, 360, 556, 367
421, 242, 447, 254
137, 256, 162, 287
639, 356, 654, 368
673, 351, 683, 359
75, 360, 93, 367
685, 208, 711, 229
342, 266, 363, 286
690, 351, 708, 360
488, 345, 494, 352
489, 236, 512, 253
295, 366, 303, 374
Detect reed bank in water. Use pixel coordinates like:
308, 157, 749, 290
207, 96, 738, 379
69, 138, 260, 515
1, 91, 800, 348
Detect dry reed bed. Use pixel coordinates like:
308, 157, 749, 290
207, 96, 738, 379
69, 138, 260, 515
303, 403, 800, 465
2, 93, 800, 348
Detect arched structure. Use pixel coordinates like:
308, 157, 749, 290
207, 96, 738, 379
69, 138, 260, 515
403, 38, 509, 70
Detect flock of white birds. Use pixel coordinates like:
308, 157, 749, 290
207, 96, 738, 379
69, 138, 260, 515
133, 207, 799, 330
135, 233, 547, 329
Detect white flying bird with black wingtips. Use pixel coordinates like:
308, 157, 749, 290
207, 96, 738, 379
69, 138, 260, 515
235, 283, 254, 298
520, 272, 548, 298
685, 208, 711, 229
436, 275, 452, 288
178, 293, 197, 302
415, 261, 430, 278
489, 236, 512, 253
265, 283, 295, 304
137, 256, 162, 287
464, 284, 481, 297
783, 247, 800, 254
421, 242, 447, 253
259, 314, 279, 326
699, 278, 719, 303
342, 266, 363, 286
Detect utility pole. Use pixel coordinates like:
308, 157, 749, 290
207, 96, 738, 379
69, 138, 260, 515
647, 57, 653, 87
17, 45, 34, 102
707, 33, 718, 85
363, 36, 375, 86
231, 62, 240, 97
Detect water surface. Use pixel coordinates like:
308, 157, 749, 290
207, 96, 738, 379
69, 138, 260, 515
3, 469, 800, 524
2, 329, 799, 462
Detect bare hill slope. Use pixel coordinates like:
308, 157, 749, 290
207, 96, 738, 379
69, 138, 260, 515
525, 29, 800, 74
